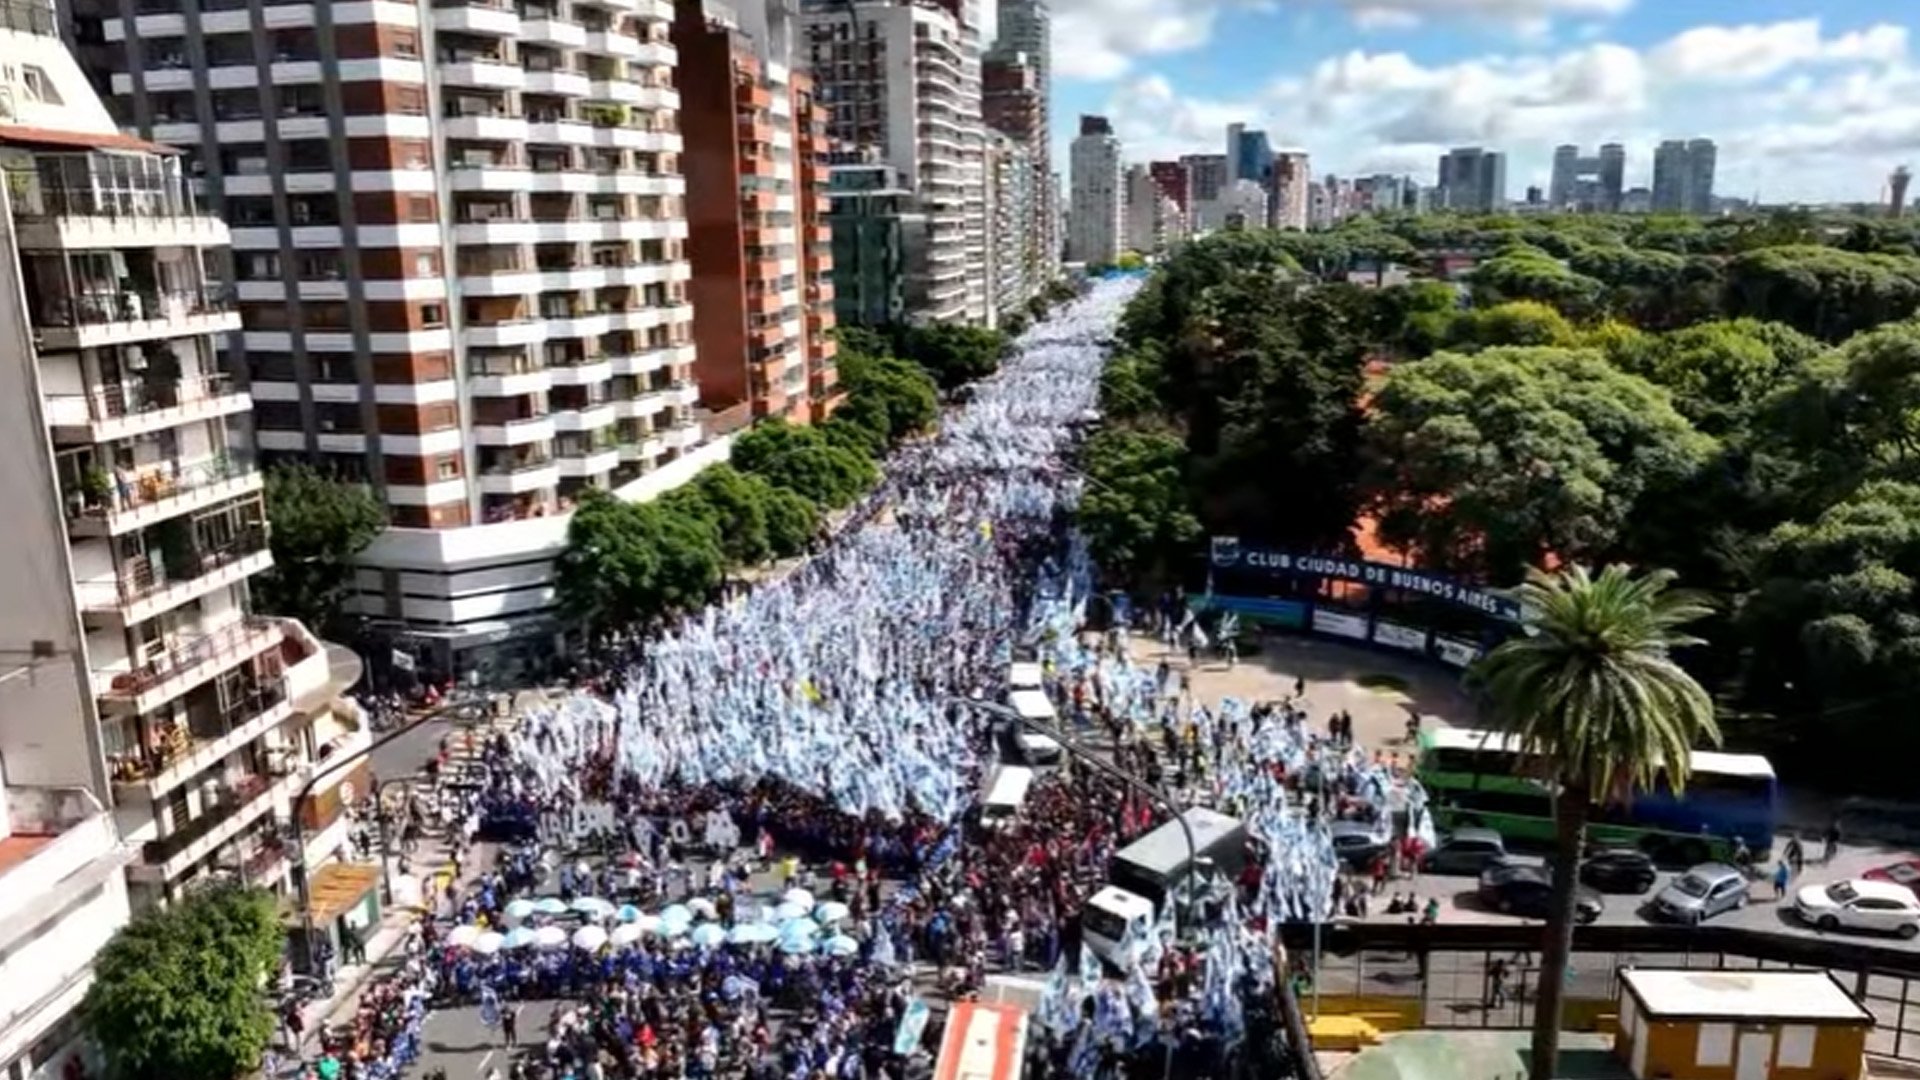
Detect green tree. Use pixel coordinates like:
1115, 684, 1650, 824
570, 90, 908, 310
1474, 565, 1719, 1080
1077, 430, 1203, 586
253, 464, 386, 633
553, 490, 725, 632
685, 464, 775, 567
85, 884, 283, 1080
763, 486, 821, 558
1366, 346, 1714, 580
1722, 245, 1920, 341
733, 419, 878, 509
1756, 322, 1920, 508
1468, 245, 1607, 316
1445, 300, 1579, 351
836, 351, 938, 445
896, 323, 1010, 389
1612, 319, 1818, 437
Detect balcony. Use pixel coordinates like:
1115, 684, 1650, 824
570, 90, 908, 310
107, 676, 292, 802
474, 414, 557, 445
441, 111, 529, 141
432, 0, 520, 36
477, 453, 560, 494
553, 402, 616, 432
32, 288, 240, 352
610, 343, 682, 376
77, 526, 272, 625
521, 13, 587, 48
0, 785, 131, 1042
44, 373, 251, 445
525, 68, 591, 97
548, 355, 614, 386
133, 771, 280, 883
95, 616, 285, 717
583, 29, 642, 58
467, 356, 551, 396
442, 56, 525, 90
66, 455, 262, 539
7, 151, 226, 252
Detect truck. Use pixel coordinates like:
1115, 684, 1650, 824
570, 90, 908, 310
1082, 807, 1248, 965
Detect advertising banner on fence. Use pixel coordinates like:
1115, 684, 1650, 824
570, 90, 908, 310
1312, 609, 1369, 640
1210, 537, 1521, 623
1434, 636, 1482, 668
1372, 620, 1429, 652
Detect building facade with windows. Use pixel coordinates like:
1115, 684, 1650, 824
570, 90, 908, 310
69, 0, 720, 678
0, 11, 366, 1073
1067, 114, 1119, 264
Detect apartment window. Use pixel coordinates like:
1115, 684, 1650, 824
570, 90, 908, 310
226, 197, 275, 226
414, 252, 439, 277
220, 143, 271, 175
150, 91, 197, 123
392, 86, 426, 115
436, 457, 460, 480
240, 253, 281, 280
313, 355, 356, 383
420, 304, 444, 327
306, 303, 350, 329
297, 253, 343, 280
398, 140, 431, 169
405, 196, 435, 223
19, 65, 62, 105
212, 89, 263, 121
391, 29, 419, 58
277, 84, 325, 117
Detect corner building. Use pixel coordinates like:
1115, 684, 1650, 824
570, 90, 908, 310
73, 0, 725, 676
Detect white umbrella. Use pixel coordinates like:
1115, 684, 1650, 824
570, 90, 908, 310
687, 897, 719, 919
728, 922, 779, 946
774, 900, 811, 922
534, 925, 568, 949
472, 931, 506, 956
535, 897, 570, 916
778, 917, 819, 942
823, 934, 860, 958
635, 914, 664, 936
610, 923, 645, 946
813, 901, 850, 925
779, 935, 816, 955
504, 927, 539, 950
782, 888, 815, 910
572, 924, 609, 951
689, 923, 728, 949
447, 924, 483, 948
658, 916, 691, 939
659, 903, 694, 927
573, 897, 615, 921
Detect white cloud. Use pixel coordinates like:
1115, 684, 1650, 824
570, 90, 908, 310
1648, 20, 1908, 83
1081, 16, 1920, 204
1337, 0, 1632, 36
1049, 0, 1223, 80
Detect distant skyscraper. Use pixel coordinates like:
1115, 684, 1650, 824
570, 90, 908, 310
1270, 151, 1310, 230
1893, 166, 1913, 219
1549, 143, 1626, 211
988, 0, 1056, 287
1652, 138, 1717, 215
1068, 115, 1122, 264
1225, 123, 1275, 187
1437, 148, 1507, 212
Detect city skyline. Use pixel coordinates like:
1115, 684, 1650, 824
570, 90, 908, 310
1041, 3, 1919, 205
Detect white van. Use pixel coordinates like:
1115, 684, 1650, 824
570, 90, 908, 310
981, 766, 1036, 826
1082, 885, 1156, 966
1009, 662, 1044, 691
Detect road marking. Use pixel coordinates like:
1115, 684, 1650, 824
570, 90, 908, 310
477, 1050, 493, 1076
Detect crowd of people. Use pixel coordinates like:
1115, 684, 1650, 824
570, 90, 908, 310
288, 277, 1435, 1080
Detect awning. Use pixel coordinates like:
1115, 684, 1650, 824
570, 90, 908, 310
292, 862, 380, 926
0, 124, 176, 154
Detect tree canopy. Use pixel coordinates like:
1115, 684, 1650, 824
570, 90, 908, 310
85, 885, 283, 1080
253, 464, 386, 633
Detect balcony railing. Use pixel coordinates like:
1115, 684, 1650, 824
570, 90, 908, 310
33, 287, 233, 330
50, 373, 237, 425
68, 453, 255, 523
0, 0, 57, 36
106, 676, 288, 785
111, 525, 269, 606
104, 615, 280, 699
6, 152, 205, 222
142, 773, 270, 865
480, 452, 555, 475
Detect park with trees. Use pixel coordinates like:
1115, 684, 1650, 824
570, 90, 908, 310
1088, 213, 1920, 790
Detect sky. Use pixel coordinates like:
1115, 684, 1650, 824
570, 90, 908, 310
1033, 0, 1920, 204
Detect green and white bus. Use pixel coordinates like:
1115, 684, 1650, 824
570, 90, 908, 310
1416, 727, 1779, 863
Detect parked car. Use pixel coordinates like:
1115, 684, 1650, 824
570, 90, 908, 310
1795, 879, 1920, 938
1647, 863, 1749, 924
1862, 859, 1920, 900
1423, 828, 1509, 876
1329, 821, 1391, 870
1579, 848, 1659, 894
1479, 862, 1603, 922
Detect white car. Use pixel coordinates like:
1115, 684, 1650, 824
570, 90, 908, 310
1795, 878, 1920, 938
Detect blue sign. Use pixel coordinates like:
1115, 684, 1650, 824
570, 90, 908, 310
1209, 537, 1522, 624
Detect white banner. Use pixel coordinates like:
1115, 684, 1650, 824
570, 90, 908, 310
1312, 609, 1369, 640
1434, 636, 1481, 668
1372, 621, 1429, 652
571, 800, 616, 840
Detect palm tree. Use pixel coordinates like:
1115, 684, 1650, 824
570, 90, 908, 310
1474, 564, 1720, 1080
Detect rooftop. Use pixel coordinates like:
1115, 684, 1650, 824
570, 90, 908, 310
1621, 969, 1873, 1024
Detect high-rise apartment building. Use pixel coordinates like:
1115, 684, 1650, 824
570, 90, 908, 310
1270, 150, 1310, 231
1652, 138, 1717, 215
986, 0, 1055, 291
1225, 123, 1273, 188
1549, 143, 1625, 212
1122, 164, 1157, 254
1892, 166, 1912, 219
1068, 114, 1121, 264
1183, 154, 1228, 205
1437, 147, 1507, 212
804, 0, 986, 325
0, 0, 365, 954
1148, 160, 1190, 226
826, 153, 917, 327
981, 49, 1047, 319
75, 0, 727, 677
984, 129, 1035, 319
673, 0, 840, 427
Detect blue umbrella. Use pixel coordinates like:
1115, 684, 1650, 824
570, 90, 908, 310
572, 897, 614, 919
659, 903, 694, 927
615, 904, 643, 923
779, 934, 816, 955
689, 923, 728, 949
823, 934, 860, 958
813, 901, 851, 925
774, 900, 811, 922
728, 922, 779, 946
534, 897, 569, 916
504, 927, 539, 950
504, 899, 536, 923
778, 917, 819, 942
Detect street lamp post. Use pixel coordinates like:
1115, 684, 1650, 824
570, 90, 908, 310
289, 695, 483, 975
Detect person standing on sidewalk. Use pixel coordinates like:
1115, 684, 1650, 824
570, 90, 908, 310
501, 1001, 519, 1048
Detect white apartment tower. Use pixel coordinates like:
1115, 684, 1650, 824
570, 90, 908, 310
76, 0, 718, 679
1069, 114, 1121, 264
805, 0, 988, 325
0, 9, 366, 1072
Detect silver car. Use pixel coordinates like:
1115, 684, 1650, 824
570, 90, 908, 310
1649, 863, 1749, 924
